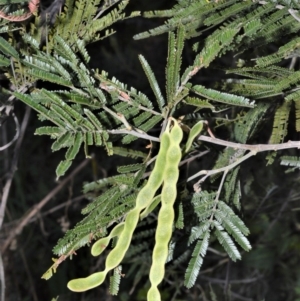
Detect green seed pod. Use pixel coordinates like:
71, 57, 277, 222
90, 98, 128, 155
147, 118, 183, 301
184, 120, 203, 154
136, 131, 170, 209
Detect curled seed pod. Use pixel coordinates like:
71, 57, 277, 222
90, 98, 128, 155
148, 118, 183, 301
91, 223, 125, 257
68, 271, 107, 292
68, 200, 142, 291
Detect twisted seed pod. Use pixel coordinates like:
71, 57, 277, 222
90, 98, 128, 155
68, 123, 172, 292
148, 119, 183, 301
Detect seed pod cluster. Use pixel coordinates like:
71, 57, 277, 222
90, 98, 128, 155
68, 118, 183, 299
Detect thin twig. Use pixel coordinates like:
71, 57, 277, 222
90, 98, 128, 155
188, 151, 255, 183
214, 169, 228, 203
188, 135, 300, 184
1, 157, 91, 254
19, 249, 38, 301
0, 252, 4, 301
102, 105, 132, 127
224, 260, 231, 296
229, 291, 254, 301
0, 107, 31, 230
0, 195, 84, 229
175, 61, 203, 99
0, 107, 30, 301
207, 171, 228, 223
289, 56, 297, 70
99, 82, 161, 116
199, 274, 262, 284
289, 9, 300, 22
108, 128, 160, 142
0, 114, 20, 151
258, 194, 290, 243
251, 185, 278, 219
179, 150, 210, 167
199, 258, 228, 275
198, 135, 300, 152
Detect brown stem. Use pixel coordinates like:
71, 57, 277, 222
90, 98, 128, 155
1, 157, 91, 254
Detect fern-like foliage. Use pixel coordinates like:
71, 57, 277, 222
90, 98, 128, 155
184, 191, 251, 288
33, 0, 140, 51
6, 31, 167, 176
133, 0, 300, 144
